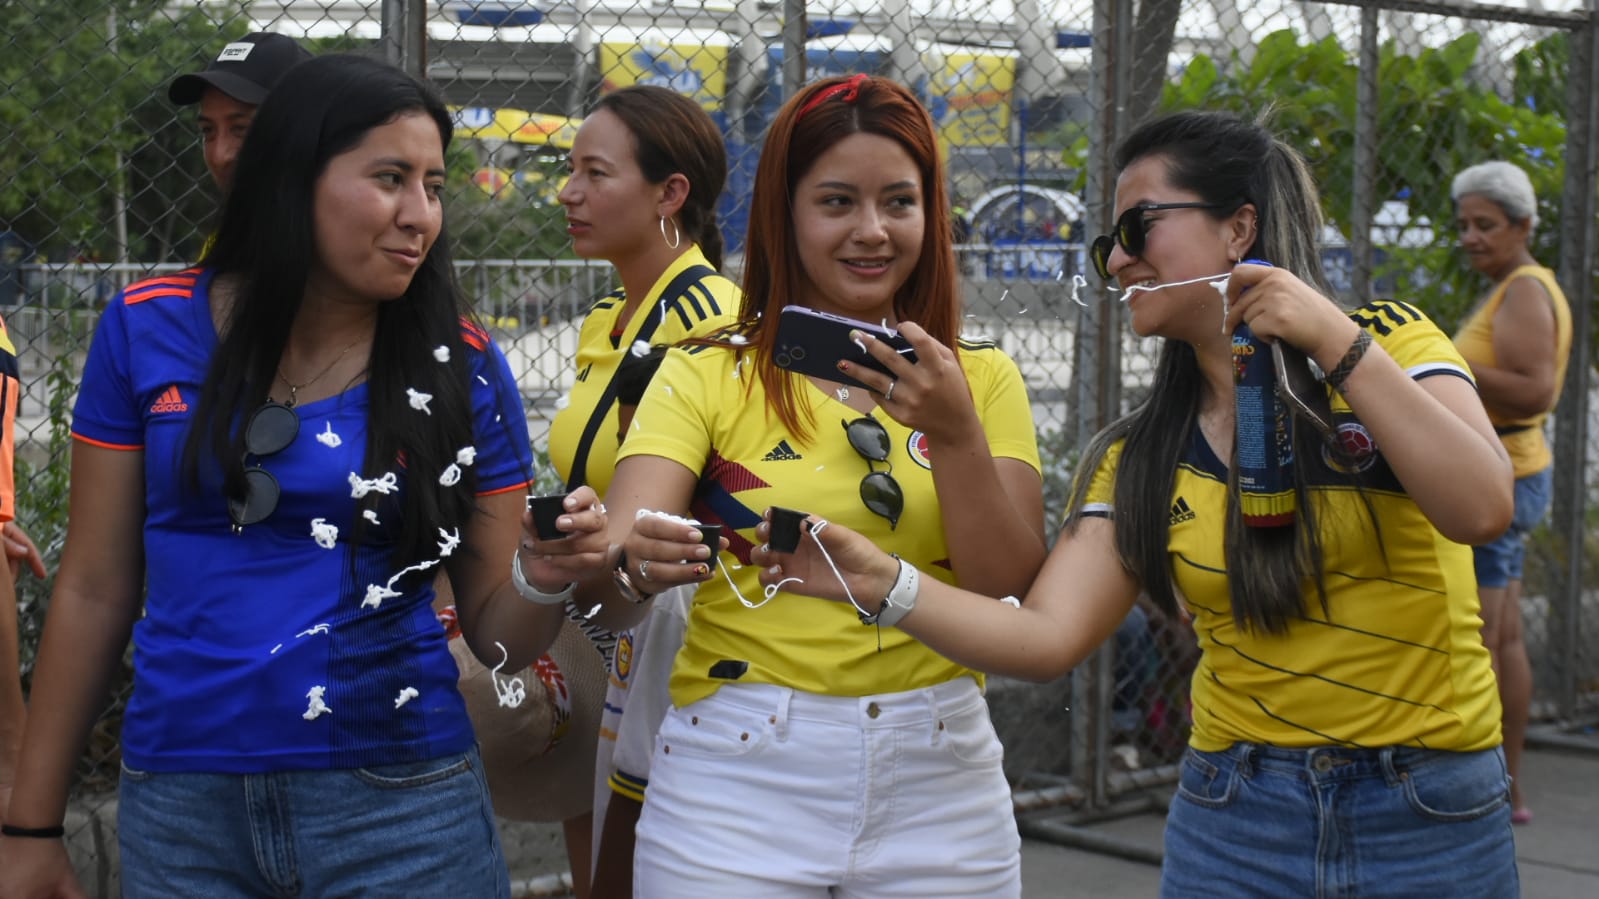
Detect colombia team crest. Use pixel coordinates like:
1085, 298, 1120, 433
907, 430, 933, 470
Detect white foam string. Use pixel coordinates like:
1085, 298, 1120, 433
295, 623, 330, 638
315, 422, 342, 448
406, 388, 434, 415
1115, 271, 1234, 304
803, 520, 871, 619
436, 527, 461, 557
394, 686, 420, 708
309, 518, 339, 549
490, 641, 527, 708
302, 685, 332, 720
433, 345, 451, 362
361, 558, 440, 610
438, 464, 462, 486
1069, 274, 1090, 308
1210, 275, 1232, 333
348, 472, 399, 498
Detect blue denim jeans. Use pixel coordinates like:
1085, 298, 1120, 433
1474, 466, 1553, 588
1161, 743, 1517, 899
118, 746, 509, 898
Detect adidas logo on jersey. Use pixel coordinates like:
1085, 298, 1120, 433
149, 385, 189, 414
1169, 496, 1195, 525
762, 440, 803, 462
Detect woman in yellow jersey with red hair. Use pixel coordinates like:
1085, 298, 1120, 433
562, 75, 1048, 895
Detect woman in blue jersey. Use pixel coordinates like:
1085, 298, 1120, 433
756, 110, 1520, 898
573, 75, 1048, 896
0, 55, 609, 897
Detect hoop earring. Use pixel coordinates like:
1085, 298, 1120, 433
660, 216, 682, 250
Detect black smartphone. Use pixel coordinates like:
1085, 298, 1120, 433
1271, 342, 1333, 439
773, 305, 917, 390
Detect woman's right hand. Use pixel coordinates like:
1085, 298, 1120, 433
750, 511, 900, 607
0, 837, 88, 899
618, 512, 721, 596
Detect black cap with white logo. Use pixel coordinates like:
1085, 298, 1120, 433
168, 32, 312, 106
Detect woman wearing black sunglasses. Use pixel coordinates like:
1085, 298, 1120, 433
0, 56, 611, 897
756, 110, 1519, 898
566, 75, 1047, 895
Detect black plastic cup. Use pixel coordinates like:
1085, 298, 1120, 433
768, 506, 808, 553
527, 494, 568, 541
697, 523, 724, 570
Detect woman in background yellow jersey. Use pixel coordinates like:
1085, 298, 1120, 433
1451, 159, 1573, 826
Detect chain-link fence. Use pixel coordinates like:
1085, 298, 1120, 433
2, 0, 1595, 894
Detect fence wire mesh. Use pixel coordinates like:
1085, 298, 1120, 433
2, 0, 1595, 893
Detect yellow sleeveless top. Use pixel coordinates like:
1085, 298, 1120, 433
1452, 265, 1571, 476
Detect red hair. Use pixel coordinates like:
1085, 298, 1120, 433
736, 75, 959, 442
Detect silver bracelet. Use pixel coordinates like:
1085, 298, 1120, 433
858, 555, 919, 628
510, 550, 575, 606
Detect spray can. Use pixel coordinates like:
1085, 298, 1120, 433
1230, 260, 1295, 527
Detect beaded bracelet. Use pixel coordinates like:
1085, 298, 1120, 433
1324, 329, 1373, 394
1, 822, 66, 839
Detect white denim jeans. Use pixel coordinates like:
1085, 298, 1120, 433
632, 676, 1021, 898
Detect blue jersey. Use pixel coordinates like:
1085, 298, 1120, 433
72, 268, 533, 773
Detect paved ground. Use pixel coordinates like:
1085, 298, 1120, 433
1015, 741, 1599, 898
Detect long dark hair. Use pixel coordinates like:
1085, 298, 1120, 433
1067, 110, 1347, 634
184, 53, 479, 577
592, 85, 728, 269
738, 75, 960, 441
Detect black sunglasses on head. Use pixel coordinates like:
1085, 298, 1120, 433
841, 417, 903, 530
228, 401, 299, 533
1090, 202, 1232, 280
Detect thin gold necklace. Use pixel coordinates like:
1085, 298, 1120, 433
277, 337, 363, 407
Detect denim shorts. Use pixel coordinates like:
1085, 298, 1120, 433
1474, 466, 1553, 588
1161, 743, 1518, 898
118, 746, 509, 898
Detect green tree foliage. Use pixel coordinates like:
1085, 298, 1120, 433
0, 3, 366, 263
1159, 29, 1566, 330
0, 3, 222, 260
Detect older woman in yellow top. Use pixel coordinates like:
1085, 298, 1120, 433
1450, 160, 1573, 825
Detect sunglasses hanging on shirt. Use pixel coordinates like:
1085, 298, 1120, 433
841, 416, 904, 530
228, 401, 299, 532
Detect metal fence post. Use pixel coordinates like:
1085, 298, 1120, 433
782, 0, 806, 101
1350, 6, 1379, 302
1550, 2, 1598, 720
381, 0, 427, 80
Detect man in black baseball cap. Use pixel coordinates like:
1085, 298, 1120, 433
169, 32, 311, 191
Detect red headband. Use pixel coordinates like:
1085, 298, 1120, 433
796, 73, 869, 120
